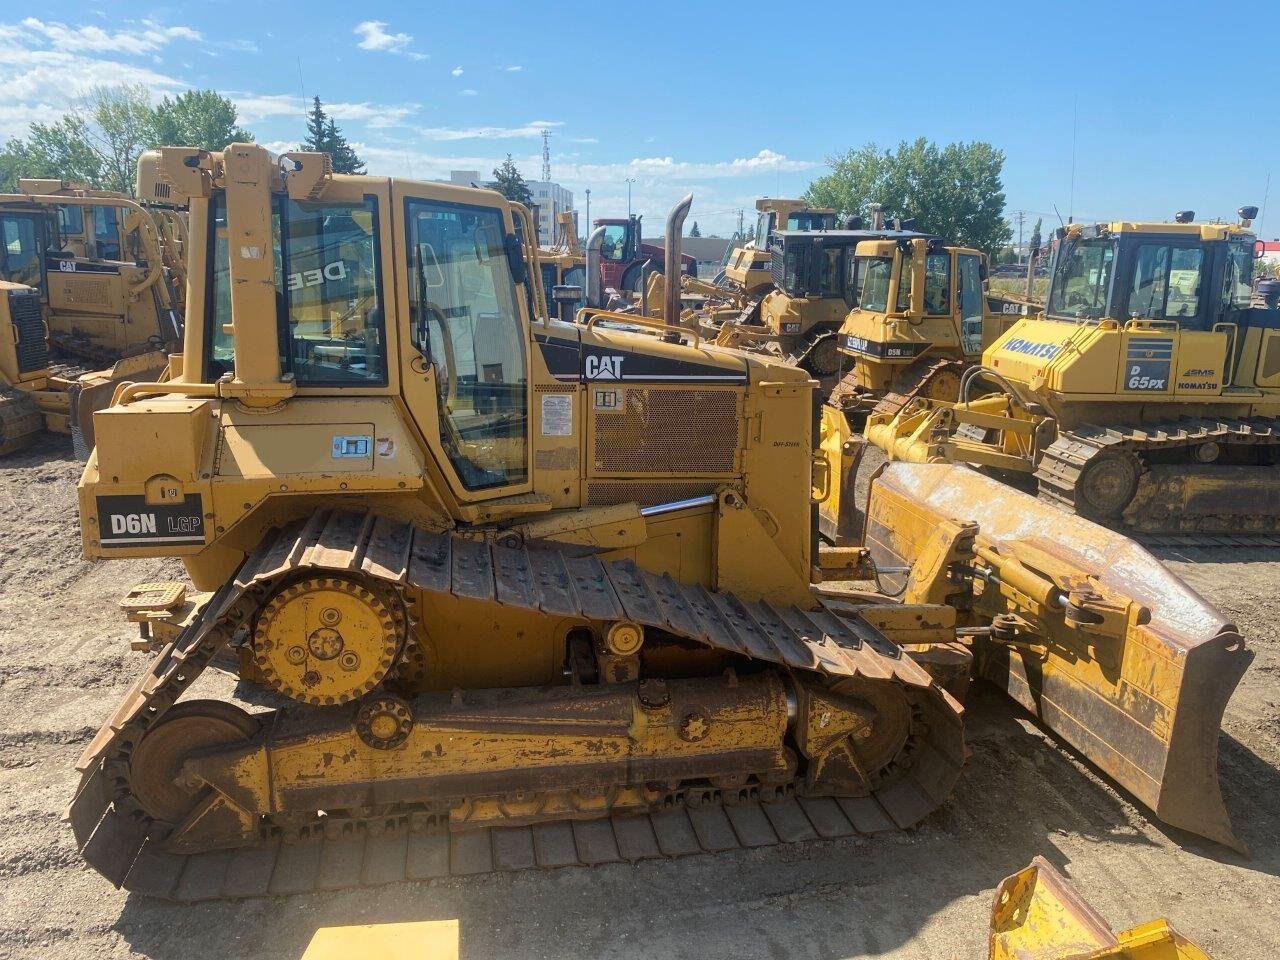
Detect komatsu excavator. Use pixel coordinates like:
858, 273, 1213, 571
68, 145, 1249, 901
862, 210, 1280, 533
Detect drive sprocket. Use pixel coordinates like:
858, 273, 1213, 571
251, 575, 403, 705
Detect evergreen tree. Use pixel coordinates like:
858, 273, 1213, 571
491, 154, 533, 207
1028, 217, 1043, 261
301, 96, 366, 174
689, 221, 702, 237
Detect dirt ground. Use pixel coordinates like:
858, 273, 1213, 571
1, 436, 1277, 960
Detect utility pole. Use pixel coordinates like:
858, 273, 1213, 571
584, 187, 591, 230
1015, 210, 1025, 262
541, 129, 551, 183
737, 208, 744, 237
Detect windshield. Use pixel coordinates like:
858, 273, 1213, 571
855, 256, 893, 312
1127, 243, 1204, 322
1047, 238, 1115, 320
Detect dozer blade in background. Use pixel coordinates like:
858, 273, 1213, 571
989, 856, 1211, 960
864, 463, 1252, 851
69, 351, 168, 456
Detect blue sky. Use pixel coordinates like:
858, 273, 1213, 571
1, 1, 1275, 238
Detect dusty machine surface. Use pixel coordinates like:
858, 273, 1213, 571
864, 211, 1280, 534
826, 234, 1012, 422
68, 144, 1249, 903
0, 176, 186, 455
988, 857, 1211, 960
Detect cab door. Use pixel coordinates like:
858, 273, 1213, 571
0, 212, 48, 298
956, 252, 987, 354
392, 184, 533, 502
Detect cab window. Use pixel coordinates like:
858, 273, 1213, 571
894, 257, 913, 312
818, 246, 843, 297
1222, 242, 1253, 312
1047, 239, 1114, 320
857, 257, 893, 312
0, 215, 43, 293
406, 199, 528, 490
957, 254, 985, 353
57, 204, 84, 238
203, 193, 386, 387
1128, 243, 1204, 323
93, 206, 121, 260
281, 197, 386, 385
600, 224, 627, 262
923, 253, 951, 315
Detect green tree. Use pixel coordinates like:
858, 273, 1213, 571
300, 96, 365, 174
147, 90, 253, 151
689, 220, 702, 237
491, 154, 533, 207
804, 138, 1013, 255
0, 84, 256, 195
1028, 216, 1043, 261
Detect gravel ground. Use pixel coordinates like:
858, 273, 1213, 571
1, 435, 1276, 960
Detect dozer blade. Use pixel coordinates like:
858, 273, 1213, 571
989, 856, 1211, 960
865, 463, 1252, 851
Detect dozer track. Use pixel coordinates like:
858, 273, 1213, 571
830, 356, 966, 424
1035, 417, 1280, 534
0, 384, 44, 456
69, 509, 964, 901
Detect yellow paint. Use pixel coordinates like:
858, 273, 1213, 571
302, 920, 459, 960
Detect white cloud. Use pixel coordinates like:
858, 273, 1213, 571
460, 88, 478, 96
570, 137, 599, 145
231, 92, 418, 129
504, 65, 522, 72
354, 20, 425, 59
14, 17, 201, 55
418, 119, 562, 141
558, 150, 815, 183
451, 66, 464, 77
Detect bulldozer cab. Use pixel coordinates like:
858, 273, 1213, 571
752, 199, 837, 249
842, 236, 994, 357
1020, 218, 1278, 393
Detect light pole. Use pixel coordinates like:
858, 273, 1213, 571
625, 178, 635, 219
584, 187, 590, 232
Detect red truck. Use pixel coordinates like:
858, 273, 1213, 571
595, 214, 697, 291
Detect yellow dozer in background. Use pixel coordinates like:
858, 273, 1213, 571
0, 176, 186, 455
864, 210, 1280, 534
67, 145, 1249, 904
827, 234, 1013, 424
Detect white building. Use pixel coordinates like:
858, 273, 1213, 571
448, 170, 574, 247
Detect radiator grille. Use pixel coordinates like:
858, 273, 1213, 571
587, 480, 721, 507
593, 387, 740, 475
9, 290, 48, 374
61, 279, 111, 306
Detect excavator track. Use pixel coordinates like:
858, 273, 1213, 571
69, 508, 964, 901
1035, 417, 1280, 534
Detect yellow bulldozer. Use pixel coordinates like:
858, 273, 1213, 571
826, 234, 1014, 423
0, 176, 186, 455
863, 210, 1280, 533
67, 145, 1249, 903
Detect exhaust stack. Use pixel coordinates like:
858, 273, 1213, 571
664, 193, 693, 323
585, 224, 607, 308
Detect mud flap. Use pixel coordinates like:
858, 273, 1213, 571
989, 856, 1211, 960
864, 462, 1252, 851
